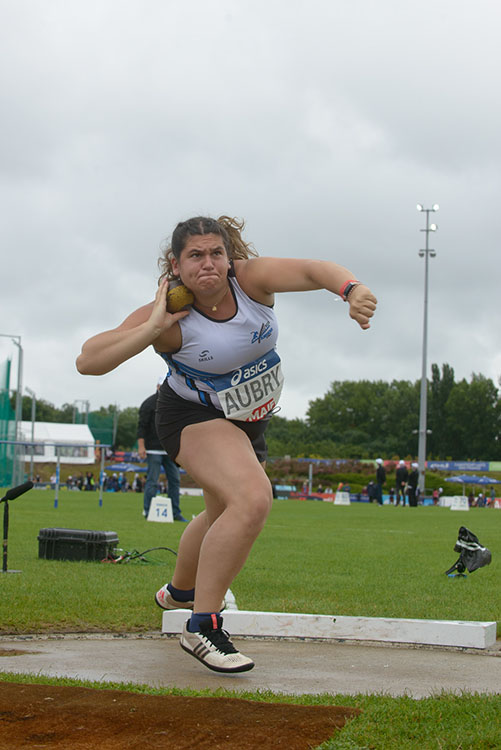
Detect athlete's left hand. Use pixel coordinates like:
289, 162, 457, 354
348, 284, 377, 329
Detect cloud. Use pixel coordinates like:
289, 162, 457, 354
1, 0, 500, 420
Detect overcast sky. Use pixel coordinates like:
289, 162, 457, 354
1, 0, 500, 422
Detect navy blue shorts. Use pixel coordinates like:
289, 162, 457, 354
155, 382, 269, 464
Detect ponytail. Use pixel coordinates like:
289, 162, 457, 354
216, 216, 258, 261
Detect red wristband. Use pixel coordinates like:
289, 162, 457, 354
339, 279, 360, 301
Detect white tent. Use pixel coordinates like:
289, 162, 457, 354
18, 421, 96, 464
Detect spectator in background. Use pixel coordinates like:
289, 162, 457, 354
407, 462, 419, 507
120, 473, 130, 492
432, 487, 444, 506
395, 460, 408, 506
375, 458, 386, 505
137, 381, 186, 521
133, 473, 144, 493
108, 473, 119, 492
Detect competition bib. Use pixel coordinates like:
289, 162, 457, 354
211, 349, 283, 422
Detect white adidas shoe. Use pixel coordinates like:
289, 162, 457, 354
155, 583, 226, 612
155, 584, 194, 610
180, 615, 254, 673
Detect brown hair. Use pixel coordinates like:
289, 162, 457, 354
158, 215, 258, 282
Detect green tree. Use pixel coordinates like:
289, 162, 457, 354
306, 379, 420, 459
116, 406, 140, 450
428, 363, 455, 457
445, 374, 501, 459
374, 379, 420, 457
307, 379, 383, 442
266, 416, 311, 457
14, 394, 74, 423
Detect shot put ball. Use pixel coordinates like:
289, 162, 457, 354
167, 284, 194, 312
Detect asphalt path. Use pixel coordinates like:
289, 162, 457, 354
1, 634, 499, 698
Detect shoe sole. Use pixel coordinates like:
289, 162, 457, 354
154, 593, 193, 611
180, 641, 254, 673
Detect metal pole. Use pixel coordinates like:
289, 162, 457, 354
26, 387, 36, 481
54, 452, 60, 509
2, 500, 8, 573
12, 338, 23, 487
417, 211, 430, 496
416, 205, 438, 496
112, 404, 119, 447
99, 447, 105, 507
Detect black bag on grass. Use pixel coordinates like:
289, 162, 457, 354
445, 526, 492, 576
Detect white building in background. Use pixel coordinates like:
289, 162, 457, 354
18, 421, 95, 464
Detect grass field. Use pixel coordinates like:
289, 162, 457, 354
1, 490, 500, 748
0, 489, 499, 633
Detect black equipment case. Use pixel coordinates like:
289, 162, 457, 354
38, 528, 119, 561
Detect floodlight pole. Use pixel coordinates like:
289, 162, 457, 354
416, 204, 439, 496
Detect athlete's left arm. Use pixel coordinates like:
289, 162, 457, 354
235, 257, 377, 330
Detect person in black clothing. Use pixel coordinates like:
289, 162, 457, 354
137, 383, 186, 521
375, 458, 386, 505
407, 462, 419, 507
395, 460, 408, 506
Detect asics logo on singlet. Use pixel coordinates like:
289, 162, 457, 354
231, 359, 267, 386
251, 322, 273, 344
198, 349, 214, 362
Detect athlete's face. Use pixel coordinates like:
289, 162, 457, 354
172, 233, 230, 293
